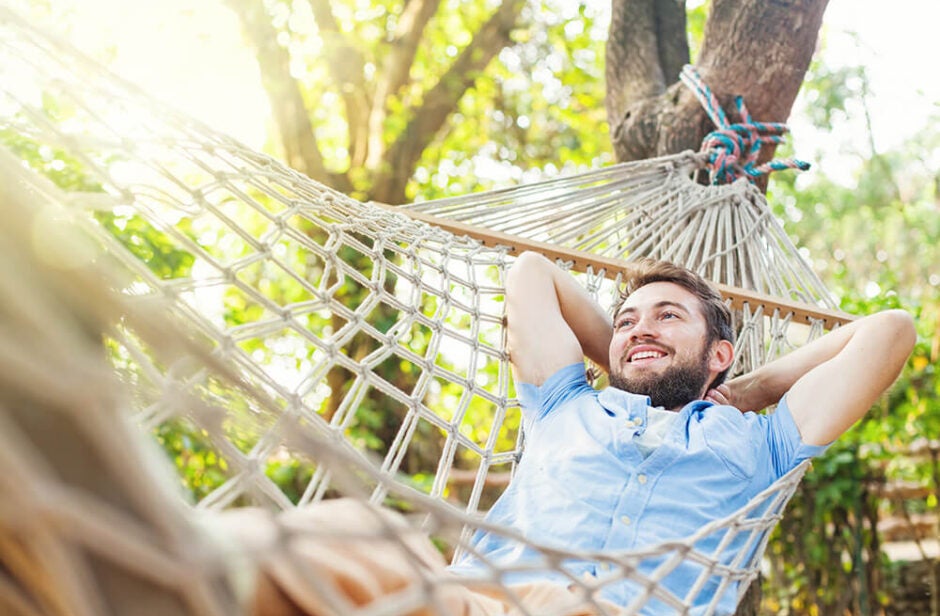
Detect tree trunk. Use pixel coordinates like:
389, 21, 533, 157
735, 577, 763, 616
606, 0, 829, 174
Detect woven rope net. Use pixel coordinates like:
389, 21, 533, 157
0, 6, 850, 616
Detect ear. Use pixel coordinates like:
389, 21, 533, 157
708, 339, 734, 374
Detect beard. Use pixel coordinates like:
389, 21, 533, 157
609, 348, 711, 410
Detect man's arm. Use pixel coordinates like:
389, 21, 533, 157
716, 310, 915, 446
505, 251, 613, 386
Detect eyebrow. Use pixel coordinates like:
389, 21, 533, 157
615, 301, 692, 320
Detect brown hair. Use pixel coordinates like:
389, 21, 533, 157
617, 260, 735, 385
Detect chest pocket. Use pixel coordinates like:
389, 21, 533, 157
699, 406, 760, 479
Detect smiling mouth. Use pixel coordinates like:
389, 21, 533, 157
627, 350, 667, 363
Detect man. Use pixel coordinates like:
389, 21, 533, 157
0, 229, 915, 616
447, 251, 915, 613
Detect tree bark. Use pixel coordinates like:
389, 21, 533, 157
605, 0, 687, 126
735, 577, 763, 616
607, 0, 829, 174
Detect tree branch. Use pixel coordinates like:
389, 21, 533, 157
384, 0, 442, 104
655, 0, 690, 86
366, 0, 443, 169
605, 0, 667, 127
307, 0, 371, 168
372, 0, 525, 204
225, 0, 352, 192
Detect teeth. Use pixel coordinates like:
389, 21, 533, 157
630, 351, 663, 362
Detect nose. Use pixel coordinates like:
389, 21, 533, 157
628, 314, 657, 340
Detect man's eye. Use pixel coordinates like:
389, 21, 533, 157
662, 312, 678, 320
616, 319, 634, 329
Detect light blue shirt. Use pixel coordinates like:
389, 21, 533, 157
450, 363, 828, 613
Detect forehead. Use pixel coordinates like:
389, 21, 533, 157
616, 281, 704, 317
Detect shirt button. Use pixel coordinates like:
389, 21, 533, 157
620, 515, 631, 525
637, 474, 647, 484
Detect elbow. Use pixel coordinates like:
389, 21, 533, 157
507, 251, 550, 289
884, 309, 917, 352
509, 250, 549, 271
874, 309, 917, 369
505, 251, 546, 311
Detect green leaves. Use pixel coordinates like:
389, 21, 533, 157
765, 52, 940, 614
96, 212, 196, 280
410, 0, 611, 201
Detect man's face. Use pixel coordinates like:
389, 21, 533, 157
608, 281, 715, 410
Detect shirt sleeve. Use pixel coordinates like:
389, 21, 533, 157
516, 362, 595, 424
763, 394, 831, 477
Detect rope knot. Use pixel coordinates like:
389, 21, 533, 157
680, 65, 809, 185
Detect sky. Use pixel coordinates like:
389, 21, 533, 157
790, 1, 939, 183
13, 0, 940, 183
819, 1, 939, 148
40, 0, 271, 148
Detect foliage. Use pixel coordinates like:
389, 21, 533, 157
412, 0, 612, 201
223, 0, 611, 203
763, 56, 940, 612
685, 1, 709, 62
763, 289, 940, 614
0, 125, 103, 193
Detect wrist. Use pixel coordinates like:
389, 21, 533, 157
727, 373, 766, 412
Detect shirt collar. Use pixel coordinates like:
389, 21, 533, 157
598, 387, 715, 418
597, 386, 650, 417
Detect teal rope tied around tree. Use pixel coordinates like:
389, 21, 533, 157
680, 64, 810, 185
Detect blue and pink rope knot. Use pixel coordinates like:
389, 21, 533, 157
680, 64, 809, 185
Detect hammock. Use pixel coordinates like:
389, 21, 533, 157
0, 6, 851, 615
